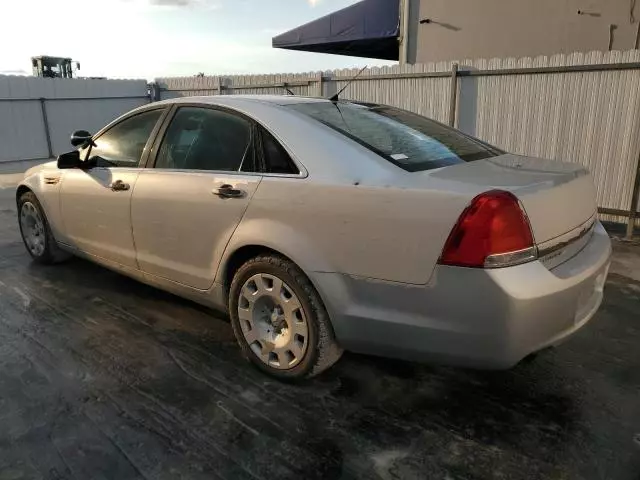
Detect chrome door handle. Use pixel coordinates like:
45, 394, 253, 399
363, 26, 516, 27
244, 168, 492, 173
109, 180, 130, 192
213, 184, 244, 198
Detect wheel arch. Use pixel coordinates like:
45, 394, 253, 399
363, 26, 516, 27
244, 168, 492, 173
216, 218, 337, 288
221, 244, 323, 296
223, 245, 282, 290
16, 184, 33, 206
218, 243, 341, 329
16, 180, 67, 250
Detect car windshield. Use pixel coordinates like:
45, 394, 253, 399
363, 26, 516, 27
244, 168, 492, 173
287, 102, 503, 172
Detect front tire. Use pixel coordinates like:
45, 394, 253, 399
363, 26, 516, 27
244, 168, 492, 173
229, 254, 342, 380
18, 191, 69, 264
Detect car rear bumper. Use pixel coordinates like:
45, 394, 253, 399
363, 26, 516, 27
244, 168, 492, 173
310, 221, 612, 369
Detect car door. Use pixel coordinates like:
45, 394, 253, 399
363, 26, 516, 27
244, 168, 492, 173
131, 105, 262, 289
58, 108, 166, 268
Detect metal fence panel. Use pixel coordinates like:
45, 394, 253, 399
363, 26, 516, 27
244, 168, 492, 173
0, 99, 49, 162
457, 50, 640, 222
157, 66, 452, 122
45, 98, 148, 156
158, 75, 220, 99
155, 73, 322, 100
222, 73, 321, 97
0, 76, 50, 161
326, 62, 454, 123
0, 75, 148, 162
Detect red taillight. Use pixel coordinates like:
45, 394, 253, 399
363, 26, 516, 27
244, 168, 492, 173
439, 190, 536, 268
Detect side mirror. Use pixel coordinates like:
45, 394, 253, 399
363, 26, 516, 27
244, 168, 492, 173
57, 150, 82, 169
70, 130, 92, 147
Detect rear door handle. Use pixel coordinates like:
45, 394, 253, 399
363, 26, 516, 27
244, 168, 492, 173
109, 179, 130, 192
213, 184, 245, 198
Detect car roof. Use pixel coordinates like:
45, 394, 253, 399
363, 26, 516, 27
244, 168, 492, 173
138, 94, 399, 181
154, 94, 332, 108
119, 94, 413, 183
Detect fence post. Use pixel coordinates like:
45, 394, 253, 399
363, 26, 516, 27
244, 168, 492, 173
39, 98, 53, 159
217, 76, 225, 95
318, 72, 324, 97
322, 72, 336, 99
448, 63, 459, 127
626, 155, 640, 239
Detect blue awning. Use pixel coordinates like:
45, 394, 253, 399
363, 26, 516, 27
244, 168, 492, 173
272, 0, 400, 61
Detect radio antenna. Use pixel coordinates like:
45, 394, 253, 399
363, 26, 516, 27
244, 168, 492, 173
329, 65, 367, 102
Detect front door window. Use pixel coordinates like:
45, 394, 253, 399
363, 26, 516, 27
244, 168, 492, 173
88, 109, 164, 167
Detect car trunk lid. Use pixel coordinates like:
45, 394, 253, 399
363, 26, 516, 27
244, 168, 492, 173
428, 154, 598, 247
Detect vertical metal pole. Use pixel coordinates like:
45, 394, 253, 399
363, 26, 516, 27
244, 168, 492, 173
626, 157, 640, 239
39, 98, 53, 158
217, 76, 224, 95
448, 63, 459, 127
399, 0, 411, 64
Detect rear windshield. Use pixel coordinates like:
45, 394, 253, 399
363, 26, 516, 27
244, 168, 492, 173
287, 102, 502, 172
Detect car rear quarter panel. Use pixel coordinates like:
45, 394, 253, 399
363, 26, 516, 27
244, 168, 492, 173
226, 176, 472, 285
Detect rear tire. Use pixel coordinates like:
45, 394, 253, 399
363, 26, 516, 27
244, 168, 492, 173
18, 191, 70, 265
229, 254, 342, 380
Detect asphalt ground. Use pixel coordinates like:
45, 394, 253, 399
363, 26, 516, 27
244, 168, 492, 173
0, 161, 639, 480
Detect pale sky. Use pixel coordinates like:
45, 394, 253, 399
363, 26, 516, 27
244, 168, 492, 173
0, 0, 396, 80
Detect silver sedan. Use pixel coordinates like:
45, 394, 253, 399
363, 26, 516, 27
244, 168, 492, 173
16, 95, 612, 379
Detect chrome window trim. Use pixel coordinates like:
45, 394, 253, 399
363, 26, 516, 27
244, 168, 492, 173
139, 168, 307, 179
147, 103, 310, 178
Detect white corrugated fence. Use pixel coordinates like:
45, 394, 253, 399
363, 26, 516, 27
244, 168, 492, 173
0, 76, 149, 162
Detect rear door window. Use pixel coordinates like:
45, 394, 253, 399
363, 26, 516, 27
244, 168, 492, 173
155, 107, 255, 172
287, 102, 502, 172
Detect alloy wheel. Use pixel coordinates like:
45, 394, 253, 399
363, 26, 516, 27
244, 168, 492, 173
20, 202, 46, 257
237, 273, 309, 369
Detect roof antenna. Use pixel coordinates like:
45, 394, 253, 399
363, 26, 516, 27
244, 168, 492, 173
329, 65, 367, 102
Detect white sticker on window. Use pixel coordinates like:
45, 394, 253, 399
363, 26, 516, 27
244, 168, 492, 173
391, 153, 409, 160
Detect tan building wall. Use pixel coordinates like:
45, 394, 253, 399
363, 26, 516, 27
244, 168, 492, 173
407, 0, 640, 63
